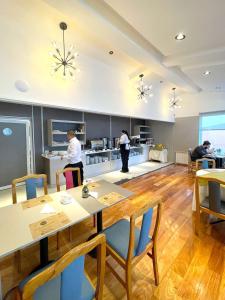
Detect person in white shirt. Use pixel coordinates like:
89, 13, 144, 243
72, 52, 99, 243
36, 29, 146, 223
119, 129, 130, 173
64, 130, 83, 185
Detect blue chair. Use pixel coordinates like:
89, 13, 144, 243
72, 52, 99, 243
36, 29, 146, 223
103, 198, 162, 300
12, 174, 48, 272
196, 158, 216, 170
12, 174, 48, 204
15, 234, 106, 300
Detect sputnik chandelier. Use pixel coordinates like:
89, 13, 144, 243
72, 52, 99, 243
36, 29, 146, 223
50, 22, 79, 79
137, 74, 153, 103
169, 87, 182, 110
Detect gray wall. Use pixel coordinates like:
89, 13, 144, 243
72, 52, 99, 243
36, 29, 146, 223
0, 101, 151, 173
111, 116, 130, 138
84, 113, 110, 140
173, 116, 199, 152
147, 116, 199, 161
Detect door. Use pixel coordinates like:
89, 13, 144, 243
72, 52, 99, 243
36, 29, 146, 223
0, 118, 33, 189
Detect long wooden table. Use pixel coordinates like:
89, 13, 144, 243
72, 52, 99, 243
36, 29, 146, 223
0, 180, 133, 267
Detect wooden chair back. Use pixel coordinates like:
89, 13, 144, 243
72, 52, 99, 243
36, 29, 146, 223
19, 234, 106, 300
56, 168, 81, 192
196, 158, 216, 170
12, 174, 48, 204
127, 197, 162, 262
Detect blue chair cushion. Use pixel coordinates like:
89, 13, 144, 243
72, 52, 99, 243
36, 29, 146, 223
81, 274, 95, 300
19, 263, 61, 300
202, 160, 209, 169
26, 178, 44, 200
104, 219, 151, 260
19, 261, 95, 300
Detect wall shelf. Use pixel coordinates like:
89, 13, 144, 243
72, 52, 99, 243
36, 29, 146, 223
134, 125, 153, 144
48, 119, 86, 147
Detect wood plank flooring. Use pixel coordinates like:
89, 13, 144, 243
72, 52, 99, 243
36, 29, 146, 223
1, 164, 225, 300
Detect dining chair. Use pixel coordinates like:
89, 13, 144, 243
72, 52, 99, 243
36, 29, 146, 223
56, 167, 81, 192
195, 176, 225, 235
187, 148, 196, 174
12, 174, 48, 272
15, 234, 106, 300
12, 174, 48, 204
196, 158, 216, 170
103, 198, 162, 300
56, 168, 96, 248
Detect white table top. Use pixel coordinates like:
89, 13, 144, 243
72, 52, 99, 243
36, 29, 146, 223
196, 168, 225, 177
0, 180, 132, 259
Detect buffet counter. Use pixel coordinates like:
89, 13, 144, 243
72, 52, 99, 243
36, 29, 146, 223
43, 145, 151, 185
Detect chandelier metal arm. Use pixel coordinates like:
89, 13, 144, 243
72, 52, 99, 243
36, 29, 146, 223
62, 29, 66, 62
53, 55, 63, 63
55, 64, 63, 72
51, 22, 78, 79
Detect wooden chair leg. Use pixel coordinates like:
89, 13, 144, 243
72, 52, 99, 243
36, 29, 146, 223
195, 208, 200, 236
15, 287, 22, 300
15, 250, 21, 273
56, 232, 60, 250
125, 264, 132, 300
151, 244, 159, 286
69, 226, 73, 242
93, 214, 96, 227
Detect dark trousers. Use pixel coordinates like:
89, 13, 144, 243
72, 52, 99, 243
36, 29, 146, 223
64, 161, 84, 186
120, 145, 130, 172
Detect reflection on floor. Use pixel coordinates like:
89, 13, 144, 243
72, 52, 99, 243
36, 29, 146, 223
93, 161, 172, 183
0, 161, 172, 208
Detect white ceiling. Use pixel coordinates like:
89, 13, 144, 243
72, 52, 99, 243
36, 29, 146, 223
104, 0, 225, 92
105, 0, 225, 56
44, 0, 225, 93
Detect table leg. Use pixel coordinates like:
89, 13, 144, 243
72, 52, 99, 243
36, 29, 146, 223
88, 211, 103, 258
40, 237, 49, 267
97, 211, 103, 233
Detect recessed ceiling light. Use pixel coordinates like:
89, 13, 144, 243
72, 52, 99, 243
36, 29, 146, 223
175, 33, 186, 40
203, 70, 211, 76
109, 50, 114, 55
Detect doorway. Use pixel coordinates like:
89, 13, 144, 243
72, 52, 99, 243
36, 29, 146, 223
0, 117, 33, 189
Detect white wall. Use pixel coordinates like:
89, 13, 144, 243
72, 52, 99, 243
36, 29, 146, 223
176, 91, 225, 118
0, 0, 174, 122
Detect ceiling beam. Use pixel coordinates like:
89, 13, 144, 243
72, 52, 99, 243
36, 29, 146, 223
83, 0, 201, 92
164, 47, 225, 70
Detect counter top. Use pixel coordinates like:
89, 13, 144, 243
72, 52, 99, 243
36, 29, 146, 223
42, 144, 151, 160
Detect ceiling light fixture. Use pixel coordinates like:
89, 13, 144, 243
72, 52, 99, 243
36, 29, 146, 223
137, 74, 153, 103
109, 50, 114, 55
203, 70, 211, 76
175, 33, 186, 40
169, 87, 182, 111
50, 22, 79, 79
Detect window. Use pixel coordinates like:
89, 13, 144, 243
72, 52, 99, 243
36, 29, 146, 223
199, 113, 225, 152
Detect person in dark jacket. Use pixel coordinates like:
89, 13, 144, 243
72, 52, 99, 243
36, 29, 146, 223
119, 130, 130, 173
191, 140, 211, 161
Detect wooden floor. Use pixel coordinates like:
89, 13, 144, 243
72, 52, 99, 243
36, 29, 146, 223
1, 165, 225, 299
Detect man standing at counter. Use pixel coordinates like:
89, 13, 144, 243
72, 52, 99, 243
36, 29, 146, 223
64, 130, 83, 186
